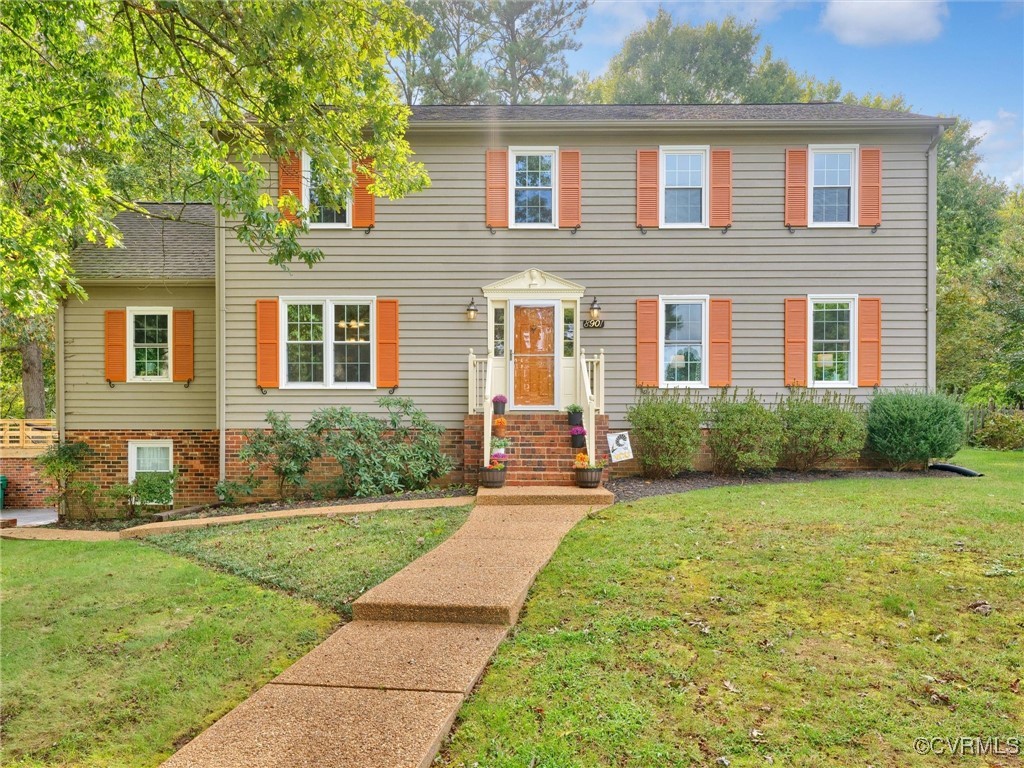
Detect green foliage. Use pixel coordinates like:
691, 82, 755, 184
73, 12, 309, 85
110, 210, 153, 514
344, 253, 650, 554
971, 411, 1024, 451
214, 479, 257, 505
566, 403, 583, 414
108, 470, 177, 518
626, 389, 703, 478
0, 311, 55, 418
309, 397, 453, 497
35, 441, 92, 521
777, 390, 867, 471
239, 411, 323, 499
1, 0, 430, 317
391, 0, 591, 105
866, 391, 966, 470
707, 392, 783, 475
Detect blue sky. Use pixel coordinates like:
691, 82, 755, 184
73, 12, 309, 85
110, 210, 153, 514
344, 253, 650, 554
568, 1, 1024, 185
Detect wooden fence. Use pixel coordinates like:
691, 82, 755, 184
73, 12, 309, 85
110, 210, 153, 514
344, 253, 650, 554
964, 404, 1023, 436
0, 419, 57, 457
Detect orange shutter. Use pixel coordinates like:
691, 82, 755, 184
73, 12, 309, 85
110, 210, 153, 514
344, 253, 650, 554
636, 150, 659, 228
172, 310, 194, 383
709, 149, 733, 228
352, 157, 375, 229
858, 297, 882, 386
858, 148, 882, 228
636, 299, 660, 387
708, 298, 732, 387
278, 151, 302, 223
104, 309, 127, 383
376, 299, 400, 388
784, 298, 808, 386
255, 299, 279, 389
485, 149, 508, 228
784, 148, 808, 228
558, 149, 582, 228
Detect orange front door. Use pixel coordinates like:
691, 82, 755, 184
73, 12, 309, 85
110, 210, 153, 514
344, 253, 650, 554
512, 304, 556, 407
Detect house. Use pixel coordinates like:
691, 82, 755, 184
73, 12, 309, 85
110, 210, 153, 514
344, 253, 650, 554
58, 103, 952, 501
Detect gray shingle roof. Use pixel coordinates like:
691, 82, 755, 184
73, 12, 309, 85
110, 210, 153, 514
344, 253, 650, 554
410, 102, 949, 126
73, 203, 215, 281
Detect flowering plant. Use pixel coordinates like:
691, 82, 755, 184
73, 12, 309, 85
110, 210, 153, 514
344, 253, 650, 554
490, 451, 508, 461
492, 394, 508, 404
569, 425, 587, 437
493, 416, 507, 428
574, 452, 607, 469
486, 459, 505, 470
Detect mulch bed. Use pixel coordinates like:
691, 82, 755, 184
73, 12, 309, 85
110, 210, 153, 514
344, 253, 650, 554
606, 468, 960, 504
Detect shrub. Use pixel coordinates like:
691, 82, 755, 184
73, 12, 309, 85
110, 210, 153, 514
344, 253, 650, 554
777, 390, 867, 471
866, 391, 966, 470
109, 470, 178, 518
971, 411, 1024, 450
36, 441, 93, 521
707, 392, 783, 475
309, 396, 453, 498
240, 411, 322, 499
626, 389, 703, 478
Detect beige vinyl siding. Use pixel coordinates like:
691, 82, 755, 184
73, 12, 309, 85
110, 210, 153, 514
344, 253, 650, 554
63, 284, 216, 429
224, 128, 932, 429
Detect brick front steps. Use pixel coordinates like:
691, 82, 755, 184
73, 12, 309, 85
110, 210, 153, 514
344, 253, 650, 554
463, 412, 610, 487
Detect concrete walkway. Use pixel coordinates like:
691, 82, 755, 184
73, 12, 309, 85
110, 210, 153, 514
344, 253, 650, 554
0, 508, 58, 527
162, 486, 614, 768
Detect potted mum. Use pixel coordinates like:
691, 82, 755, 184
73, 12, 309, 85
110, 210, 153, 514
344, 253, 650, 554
492, 394, 508, 415
573, 452, 606, 489
493, 415, 507, 438
566, 403, 584, 426
490, 437, 510, 463
569, 425, 587, 449
479, 459, 506, 488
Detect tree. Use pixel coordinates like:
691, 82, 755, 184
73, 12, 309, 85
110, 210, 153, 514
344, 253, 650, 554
391, 0, 591, 105
985, 190, 1024, 403
1, 0, 430, 318
1, 311, 55, 419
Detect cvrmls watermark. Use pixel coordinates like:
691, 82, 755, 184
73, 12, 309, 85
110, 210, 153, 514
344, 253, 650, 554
913, 737, 1021, 756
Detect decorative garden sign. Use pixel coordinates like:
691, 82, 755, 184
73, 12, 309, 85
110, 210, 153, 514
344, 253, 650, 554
607, 431, 633, 462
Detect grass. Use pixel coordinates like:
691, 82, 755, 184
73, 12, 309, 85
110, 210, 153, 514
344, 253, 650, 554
440, 449, 1024, 768
148, 504, 471, 615
0, 504, 470, 767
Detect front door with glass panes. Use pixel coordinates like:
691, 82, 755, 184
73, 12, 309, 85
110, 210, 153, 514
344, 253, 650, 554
510, 301, 559, 409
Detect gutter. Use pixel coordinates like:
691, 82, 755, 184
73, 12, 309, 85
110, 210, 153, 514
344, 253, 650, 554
409, 118, 957, 133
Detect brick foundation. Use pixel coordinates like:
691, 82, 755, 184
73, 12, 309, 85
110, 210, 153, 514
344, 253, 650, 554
0, 455, 55, 508
464, 413, 611, 486
66, 429, 220, 512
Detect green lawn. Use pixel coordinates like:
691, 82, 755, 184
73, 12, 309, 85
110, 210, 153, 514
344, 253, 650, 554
441, 450, 1024, 768
0, 504, 470, 767
148, 504, 472, 615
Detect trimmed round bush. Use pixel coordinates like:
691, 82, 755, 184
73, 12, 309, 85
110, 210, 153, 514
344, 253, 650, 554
866, 391, 965, 470
708, 394, 783, 475
777, 390, 867, 471
626, 391, 703, 478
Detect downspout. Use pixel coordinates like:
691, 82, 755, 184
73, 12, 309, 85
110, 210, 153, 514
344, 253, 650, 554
926, 126, 944, 393
216, 206, 227, 483
55, 301, 66, 442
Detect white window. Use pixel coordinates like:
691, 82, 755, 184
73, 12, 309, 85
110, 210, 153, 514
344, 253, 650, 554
128, 440, 174, 504
302, 151, 351, 228
660, 146, 709, 228
127, 307, 172, 382
809, 295, 857, 387
809, 145, 858, 226
280, 298, 375, 388
509, 148, 557, 227
660, 296, 709, 388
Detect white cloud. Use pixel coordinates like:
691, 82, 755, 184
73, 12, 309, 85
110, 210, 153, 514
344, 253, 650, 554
970, 109, 1024, 187
820, 0, 948, 46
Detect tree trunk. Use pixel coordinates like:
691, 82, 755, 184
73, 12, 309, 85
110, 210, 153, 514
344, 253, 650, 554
20, 340, 46, 418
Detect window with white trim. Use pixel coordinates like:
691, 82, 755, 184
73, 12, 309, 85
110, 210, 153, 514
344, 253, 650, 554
809, 146, 857, 225
128, 440, 173, 504
128, 307, 172, 382
281, 298, 375, 387
660, 147, 709, 227
660, 296, 708, 387
302, 152, 350, 228
510, 148, 556, 227
810, 296, 856, 386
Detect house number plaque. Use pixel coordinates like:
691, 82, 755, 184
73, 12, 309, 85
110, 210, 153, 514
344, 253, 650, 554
582, 319, 605, 329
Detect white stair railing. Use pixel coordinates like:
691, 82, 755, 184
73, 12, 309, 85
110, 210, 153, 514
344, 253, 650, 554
467, 349, 495, 465
578, 348, 602, 460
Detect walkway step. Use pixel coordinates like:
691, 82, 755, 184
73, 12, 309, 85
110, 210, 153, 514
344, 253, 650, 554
162, 684, 462, 768
275, 620, 507, 695
475, 485, 614, 507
